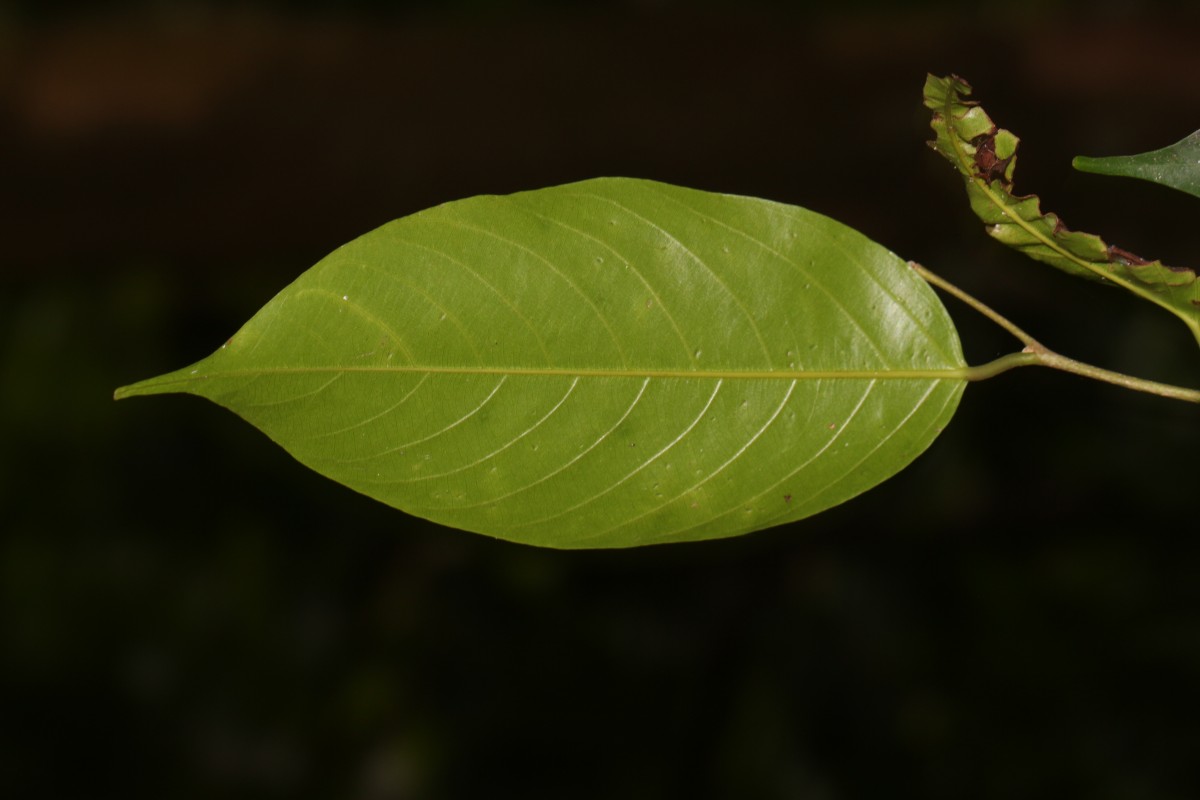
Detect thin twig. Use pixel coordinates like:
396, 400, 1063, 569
910, 262, 1200, 403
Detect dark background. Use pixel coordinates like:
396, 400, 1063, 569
2, 1, 1199, 797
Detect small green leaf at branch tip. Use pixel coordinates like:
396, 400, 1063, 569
923, 74, 1200, 346
1073, 130, 1200, 201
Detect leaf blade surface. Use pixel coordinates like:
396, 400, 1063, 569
117, 178, 966, 547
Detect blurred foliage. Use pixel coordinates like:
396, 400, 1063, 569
0, 0, 1105, 22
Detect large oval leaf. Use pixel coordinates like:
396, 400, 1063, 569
116, 178, 966, 548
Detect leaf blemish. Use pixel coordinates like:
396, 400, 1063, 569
1107, 245, 1150, 267
970, 132, 1010, 182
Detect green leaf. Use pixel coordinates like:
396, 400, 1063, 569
1074, 130, 1200, 200
925, 74, 1200, 347
116, 178, 966, 548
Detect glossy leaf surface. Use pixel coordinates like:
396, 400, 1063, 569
1074, 130, 1200, 200
925, 74, 1200, 347
116, 179, 966, 548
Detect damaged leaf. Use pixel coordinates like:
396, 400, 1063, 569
924, 74, 1200, 347
1074, 130, 1200, 201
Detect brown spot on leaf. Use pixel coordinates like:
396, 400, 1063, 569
1107, 245, 1150, 267
970, 133, 1011, 183
1108, 246, 1194, 276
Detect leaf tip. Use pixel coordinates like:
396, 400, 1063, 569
112, 369, 198, 401
923, 73, 973, 108
113, 380, 159, 401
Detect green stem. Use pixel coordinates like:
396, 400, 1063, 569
1031, 349, 1200, 403
960, 351, 1040, 381
911, 262, 1200, 403
910, 262, 1038, 347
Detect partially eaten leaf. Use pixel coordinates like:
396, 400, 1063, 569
116, 178, 966, 548
925, 74, 1200, 347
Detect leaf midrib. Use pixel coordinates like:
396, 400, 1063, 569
116, 362, 970, 399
